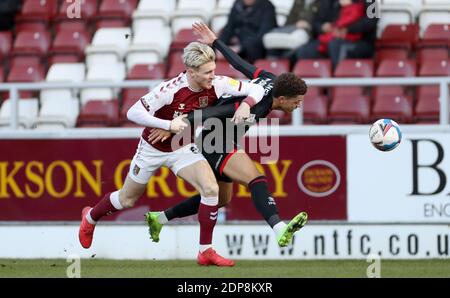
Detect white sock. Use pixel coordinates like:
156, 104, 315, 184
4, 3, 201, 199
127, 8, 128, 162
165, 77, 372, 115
86, 209, 97, 225
110, 191, 124, 210
273, 222, 286, 238
199, 244, 212, 253
158, 212, 168, 224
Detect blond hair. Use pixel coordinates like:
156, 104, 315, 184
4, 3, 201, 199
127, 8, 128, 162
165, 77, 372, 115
183, 42, 216, 69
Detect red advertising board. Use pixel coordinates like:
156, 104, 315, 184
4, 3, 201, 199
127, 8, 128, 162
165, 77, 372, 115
0, 136, 346, 221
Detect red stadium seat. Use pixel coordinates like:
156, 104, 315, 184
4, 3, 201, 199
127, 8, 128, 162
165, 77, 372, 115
266, 110, 292, 125
292, 59, 332, 78
419, 23, 450, 49
94, 19, 129, 29
119, 93, 146, 124
215, 61, 247, 79
415, 86, 440, 123
419, 59, 450, 76
15, 0, 58, 27
0, 65, 4, 83
170, 29, 198, 52
254, 59, 290, 76
77, 99, 119, 127
48, 54, 82, 66
56, 0, 98, 21
127, 64, 166, 80
377, 24, 420, 50
6, 64, 45, 98
10, 56, 41, 68
95, 0, 138, 27
328, 94, 370, 124
12, 30, 51, 58
334, 59, 374, 77
376, 59, 416, 77
50, 29, 91, 59
372, 94, 413, 123
166, 52, 185, 78
417, 48, 449, 64
375, 48, 409, 65
303, 94, 328, 124
0, 32, 12, 60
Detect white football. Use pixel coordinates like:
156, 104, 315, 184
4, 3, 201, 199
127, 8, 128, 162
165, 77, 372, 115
369, 119, 402, 151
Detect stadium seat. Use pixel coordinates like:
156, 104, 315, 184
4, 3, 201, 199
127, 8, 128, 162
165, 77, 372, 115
372, 94, 414, 123
292, 59, 332, 78
132, 0, 176, 31
171, 0, 216, 35
12, 30, 51, 59
95, 0, 138, 27
378, 1, 415, 37
127, 64, 166, 80
48, 54, 82, 65
54, 0, 98, 33
302, 94, 328, 124
15, 0, 58, 28
328, 94, 371, 124
0, 32, 12, 61
7, 64, 45, 98
419, 59, 450, 76
170, 28, 199, 52
417, 48, 449, 64
126, 26, 171, 69
0, 66, 3, 83
376, 59, 416, 77
50, 29, 91, 60
40, 63, 86, 105
377, 24, 420, 50
35, 96, 80, 129
415, 85, 440, 123
166, 51, 185, 78
85, 27, 132, 67
418, 8, 450, 36
334, 59, 374, 77
375, 48, 410, 65
254, 59, 290, 76
418, 24, 450, 48
77, 99, 119, 127
10, 56, 41, 68
0, 98, 39, 129
215, 61, 247, 79
210, 0, 234, 32
120, 90, 149, 124
80, 62, 125, 105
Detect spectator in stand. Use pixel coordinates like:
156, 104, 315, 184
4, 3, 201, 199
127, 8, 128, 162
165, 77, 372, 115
293, 0, 378, 68
263, 0, 321, 58
0, 0, 20, 30
219, 0, 277, 63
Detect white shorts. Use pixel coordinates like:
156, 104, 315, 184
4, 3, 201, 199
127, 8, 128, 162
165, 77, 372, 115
128, 138, 206, 184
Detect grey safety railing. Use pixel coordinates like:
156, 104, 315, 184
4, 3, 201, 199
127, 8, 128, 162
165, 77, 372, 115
0, 76, 449, 129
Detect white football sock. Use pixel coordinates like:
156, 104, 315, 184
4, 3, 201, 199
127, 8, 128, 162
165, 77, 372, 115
158, 212, 169, 224
86, 209, 97, 225
199, 244, 212, 253
273, 222, 287, 238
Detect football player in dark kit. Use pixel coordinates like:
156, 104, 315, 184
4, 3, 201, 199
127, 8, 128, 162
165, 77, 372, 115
146, 23, 308, 258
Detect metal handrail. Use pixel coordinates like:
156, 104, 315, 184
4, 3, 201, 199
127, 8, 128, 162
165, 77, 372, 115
0, 76, 448, 129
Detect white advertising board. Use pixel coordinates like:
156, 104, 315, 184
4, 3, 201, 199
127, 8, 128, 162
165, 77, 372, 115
348, 134, 450, 222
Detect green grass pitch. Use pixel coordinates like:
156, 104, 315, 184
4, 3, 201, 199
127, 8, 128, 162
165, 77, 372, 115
0, 259, 449, 278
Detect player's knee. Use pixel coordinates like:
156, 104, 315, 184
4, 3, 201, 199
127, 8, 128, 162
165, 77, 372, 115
199, 182, 219, 198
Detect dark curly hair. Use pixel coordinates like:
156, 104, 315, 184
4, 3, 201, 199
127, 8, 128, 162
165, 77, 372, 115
272, 73, 307, 98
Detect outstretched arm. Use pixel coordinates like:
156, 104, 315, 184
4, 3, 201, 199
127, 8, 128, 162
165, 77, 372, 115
193, 22, 258, 80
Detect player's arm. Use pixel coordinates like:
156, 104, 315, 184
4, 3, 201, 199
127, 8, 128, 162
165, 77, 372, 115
193, 22, 258, 80
185, 97, 244, 124
127, 87, 187, 134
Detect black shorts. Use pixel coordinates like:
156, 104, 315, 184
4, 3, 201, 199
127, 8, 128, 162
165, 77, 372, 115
202, 147, 239, 183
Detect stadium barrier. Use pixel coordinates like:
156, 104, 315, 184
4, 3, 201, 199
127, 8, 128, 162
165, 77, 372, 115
0, 76, 449, 128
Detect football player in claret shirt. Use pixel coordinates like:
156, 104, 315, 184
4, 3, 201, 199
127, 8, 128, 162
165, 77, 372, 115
78, 41, 266, 267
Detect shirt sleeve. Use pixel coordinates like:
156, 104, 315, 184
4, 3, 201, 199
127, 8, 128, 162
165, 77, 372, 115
126, 82, 173, 130
213, 76, 265, 107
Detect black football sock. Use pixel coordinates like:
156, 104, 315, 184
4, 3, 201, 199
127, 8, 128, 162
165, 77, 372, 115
164, 194, 201, 220
249, 176, 281, 228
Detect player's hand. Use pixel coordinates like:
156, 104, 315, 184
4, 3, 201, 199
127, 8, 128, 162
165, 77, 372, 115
169, 114, 188, 134
231, 102, 250, 124
193, 22, 217, 45
148, 128, 172, 144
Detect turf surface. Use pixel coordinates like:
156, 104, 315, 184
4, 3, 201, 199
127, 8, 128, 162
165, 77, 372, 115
0, 259, 449, 278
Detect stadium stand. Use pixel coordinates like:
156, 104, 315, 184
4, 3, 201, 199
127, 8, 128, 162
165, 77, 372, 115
0, 0, 448, 128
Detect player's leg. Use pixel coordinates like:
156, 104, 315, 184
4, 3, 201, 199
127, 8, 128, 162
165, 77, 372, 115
222, 151, 307, 247
174, 154, 234, 266
146, 181, 232, 242
79, 139, 158, 249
